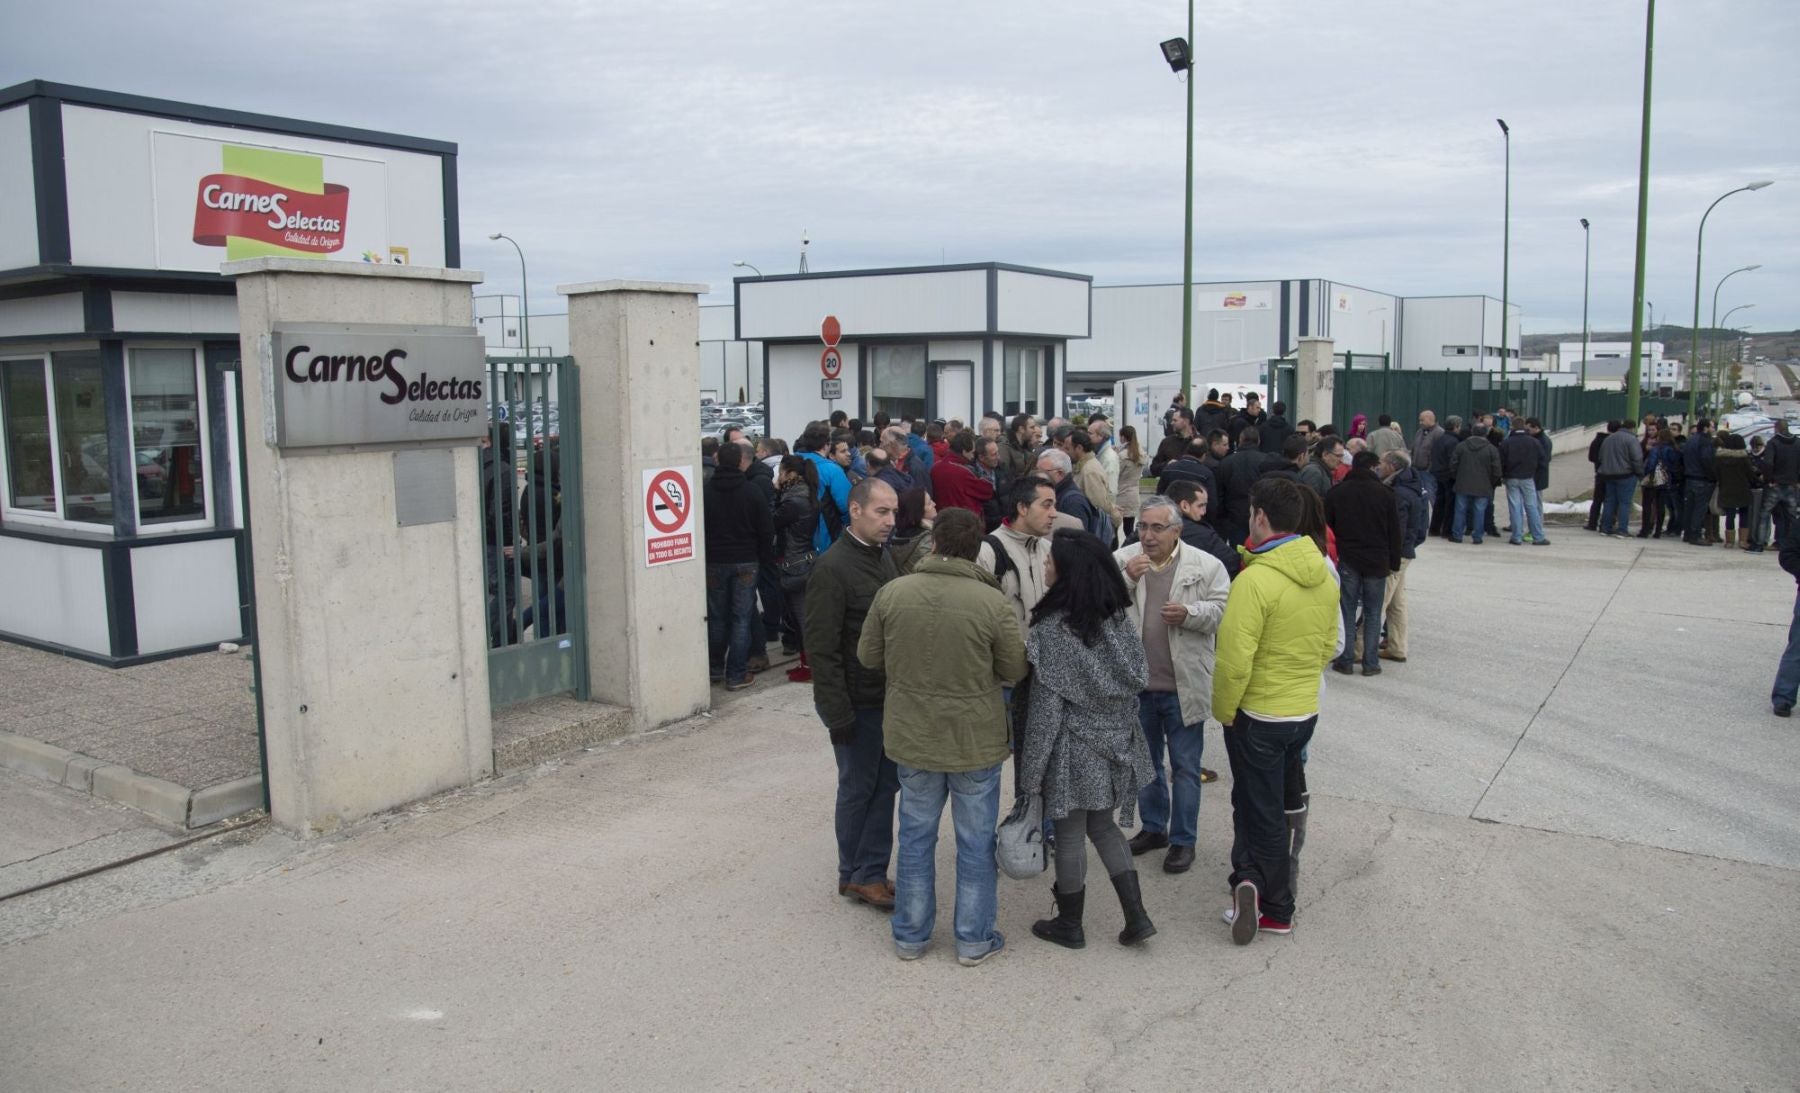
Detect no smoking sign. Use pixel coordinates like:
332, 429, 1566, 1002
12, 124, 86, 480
642, 466, 696, 567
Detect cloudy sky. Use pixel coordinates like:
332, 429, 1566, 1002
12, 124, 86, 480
6, 0, 1796, 336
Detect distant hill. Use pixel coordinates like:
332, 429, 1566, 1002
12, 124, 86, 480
1524, 327, 1800, 361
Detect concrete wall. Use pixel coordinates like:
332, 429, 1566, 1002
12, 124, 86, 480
228, 259, 492, 836
561, 280, 712, 731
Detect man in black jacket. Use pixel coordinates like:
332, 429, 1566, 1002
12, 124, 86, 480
1325, 451, 1402, 676
1214, 427, 1273, 548
1682, 421, 1718, 546
1753, 422, 1800, 553
1583, 426, 1611, 532
704, 442, 775, 690
1167, 478, 1240, 577
1258, 401, 1295, 456
1500, 425, 1550, 546
479, 430, 519, 649
1428, 416, 1463, 538
1156, 437, 1220, 521
805, 477, 901, 909
1772, 511, 1800, 716
1228, 393, 1268, 452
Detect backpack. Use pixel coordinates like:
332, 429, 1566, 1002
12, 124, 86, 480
817, 482, 844, 541
984, 533, 1015, 588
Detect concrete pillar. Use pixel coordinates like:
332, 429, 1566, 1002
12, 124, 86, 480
560, 280, 712, 729
227, 258, 492, 836
1296, 336, 1336, 429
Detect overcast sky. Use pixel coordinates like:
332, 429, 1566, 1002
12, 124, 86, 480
6, 0, 1796, 340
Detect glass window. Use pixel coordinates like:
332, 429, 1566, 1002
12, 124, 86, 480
52, 352, 111, 525
1004, 345, 1041, 416
2, 359, 55, 513
128, 348, 207, 525
870, 345, 926, 422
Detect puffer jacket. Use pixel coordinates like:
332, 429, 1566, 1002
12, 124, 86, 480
804, 532, 897, 732
1211, 534, 1340, 723
772, 479, 818, 561
858, 555, 1027, 772
1389, 466, 1430, 558
1598, 429, 1646, 478
1114, 540, 1232, 727
1020, 611, 1154, 825
1715, 446, 1757, 510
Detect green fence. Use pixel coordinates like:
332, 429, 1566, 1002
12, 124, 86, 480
1272, 360, 1688, 436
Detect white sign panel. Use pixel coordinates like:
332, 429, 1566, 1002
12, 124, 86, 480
268, 323, 487, 448
821, 378, 842, 399
643, 467, 697, 567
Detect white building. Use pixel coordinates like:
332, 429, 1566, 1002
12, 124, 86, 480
1558, 341, 1676, 392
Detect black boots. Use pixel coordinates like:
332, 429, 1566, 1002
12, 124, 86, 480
1031, 885, 1086, 949
1112, 870, 1157, 946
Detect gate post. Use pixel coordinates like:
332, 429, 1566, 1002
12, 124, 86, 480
1296, 336, 1335, 432
560, 280, 712, 729
227, 259, 494, 836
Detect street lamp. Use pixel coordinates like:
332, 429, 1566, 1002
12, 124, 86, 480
1579, 218, 1591, 387
1496, 118, 1511, 405
488, 233, 529, 355
1159, 10, 1195, 406
1711, 265, 1758, 412
1688, 179, 1773, 419
732, 260, 763, 278
1623, 0, 1656, 426
1713, 303, 1754, 415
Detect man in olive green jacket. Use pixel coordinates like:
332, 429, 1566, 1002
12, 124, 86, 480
858, 507, 1027, 965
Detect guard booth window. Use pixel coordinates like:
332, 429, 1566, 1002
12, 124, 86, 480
1004, 345, 1042, 416
1, 357, 54, 513
870, 345, 926, 421
128, 347, 209, 528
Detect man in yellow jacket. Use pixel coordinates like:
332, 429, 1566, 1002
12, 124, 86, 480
1212, 476, 1340, 944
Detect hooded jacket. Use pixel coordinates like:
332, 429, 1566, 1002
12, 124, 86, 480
1052, 473, 1102, 537
1451, 434, 1502, 495
1258, 414, 1294, 457
1020, 611, 1155, 824
701, 465, 774, 567
929, 451, 996, 520
1388, 465, 1430, 558
1765, 432, 1800, 486
1156, 456, 1219, 515
1715, 443, 1758, 510
1114, 540, 1232, 727
1211, 534, 1340, 723
858, 555, 1027, 772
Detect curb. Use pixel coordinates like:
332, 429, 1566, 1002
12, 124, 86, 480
0, 730, 263, 829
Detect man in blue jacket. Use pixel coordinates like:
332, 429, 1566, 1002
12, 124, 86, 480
796, 421, 851, 552
1682, 421, 1718, 546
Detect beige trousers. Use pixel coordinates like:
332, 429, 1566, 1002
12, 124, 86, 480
1353, 557, 1408, 660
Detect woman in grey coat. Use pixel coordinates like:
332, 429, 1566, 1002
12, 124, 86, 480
1021, 529, 1158, 948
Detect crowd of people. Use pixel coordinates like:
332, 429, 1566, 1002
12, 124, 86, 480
689, 388, 1800, 966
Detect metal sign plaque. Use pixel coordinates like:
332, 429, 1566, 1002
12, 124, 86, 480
268, 323, 488, 448
821, 378, 842, 399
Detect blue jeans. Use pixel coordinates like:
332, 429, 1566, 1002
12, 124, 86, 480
521, 581, 566, 638
1754, 484, 1799, 549
893, 762, 1002, 960
1136, 691, 1203, 847
828, 707, 898, 887
1775, 592, 1800, 709
1505, 478, 1547, 543
1451, 493, 1488, 542
1334, 564, 1386, 672
1224, 711, 1317, 925
706, 561, 758, 684
1599, 476, 1637, 535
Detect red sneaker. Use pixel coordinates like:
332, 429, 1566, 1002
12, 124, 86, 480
1257, 916, 1293, 935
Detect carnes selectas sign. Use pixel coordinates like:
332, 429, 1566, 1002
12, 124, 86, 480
267, 324, 489, 449
193, 174, 349, 254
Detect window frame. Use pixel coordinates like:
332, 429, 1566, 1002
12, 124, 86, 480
0, 351, 103, 531
123, 343, 214, 535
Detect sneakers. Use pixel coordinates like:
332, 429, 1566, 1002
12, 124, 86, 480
958, 931, 1006, 967
1229, 881, 1259, 944
1362, 665, 1382, 677
1378, 650, 1407, 663
1533, 539, 1552, 546
1256, 917, 1294, 935
725, 675, 756, 691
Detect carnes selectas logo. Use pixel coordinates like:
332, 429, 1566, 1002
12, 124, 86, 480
191, 147, 349, 255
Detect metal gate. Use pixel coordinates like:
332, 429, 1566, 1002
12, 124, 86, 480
483, 355, 589, 709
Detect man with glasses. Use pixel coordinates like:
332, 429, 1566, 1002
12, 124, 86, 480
1115, 496, 1232, 874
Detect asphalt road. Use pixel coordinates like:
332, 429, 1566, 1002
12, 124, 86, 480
2, 528, 1797, 1091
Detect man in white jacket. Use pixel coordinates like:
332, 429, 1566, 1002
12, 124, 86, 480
1114, 495, 1232, 874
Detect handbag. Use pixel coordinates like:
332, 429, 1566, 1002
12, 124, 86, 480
995, 793, 1049, 880
778, 550, 816, 592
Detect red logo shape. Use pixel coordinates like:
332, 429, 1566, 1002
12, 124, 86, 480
192, 174, 349, 254
646, 470, 690, 534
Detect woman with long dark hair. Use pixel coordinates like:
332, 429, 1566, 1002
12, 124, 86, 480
1116, 425, 1145, 540
1020, 529, 1157, 949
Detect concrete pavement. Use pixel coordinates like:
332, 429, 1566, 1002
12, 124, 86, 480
2, 529, 1798, 1090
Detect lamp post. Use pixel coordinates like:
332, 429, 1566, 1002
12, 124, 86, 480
1160, 10, 1195, 406
1497, 118, 1511, 407
1710, 267, 1759, 413
1579, 218, 1591, 387
730, 262, 763, 401
488, 233, 529, 355
1687, 180, 1773, 420
732, 260, 763, 278
1712, 304, 1753, 416
1623, 0, 1656, 426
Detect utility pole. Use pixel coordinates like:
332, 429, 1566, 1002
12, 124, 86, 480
1624, 0, 1655, 426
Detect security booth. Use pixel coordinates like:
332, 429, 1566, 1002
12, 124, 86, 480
0, 80, 458, 664
734, 262, 1091, 443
